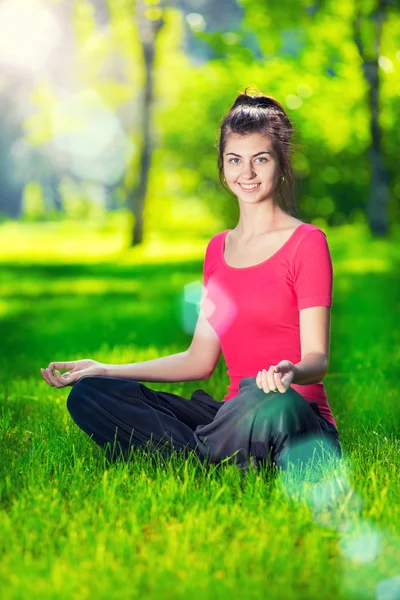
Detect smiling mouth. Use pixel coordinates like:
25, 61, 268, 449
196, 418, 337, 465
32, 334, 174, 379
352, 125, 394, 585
238, 183, 260, 191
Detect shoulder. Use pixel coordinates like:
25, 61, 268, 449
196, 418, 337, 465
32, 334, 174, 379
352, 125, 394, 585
296, 222, 329, 245
204, 230, 227, 253
203, 231, 226, 267
276, 218, 327, 243
289, 223, 332, 273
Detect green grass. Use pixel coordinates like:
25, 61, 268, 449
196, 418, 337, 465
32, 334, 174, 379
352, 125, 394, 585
1, 217, 400, 600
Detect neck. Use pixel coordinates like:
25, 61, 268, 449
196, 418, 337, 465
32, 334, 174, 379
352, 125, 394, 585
234, 209, 289, 239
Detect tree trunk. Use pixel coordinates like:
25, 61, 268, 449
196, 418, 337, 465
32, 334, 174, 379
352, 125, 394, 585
128, 0, 165, 247
0, 76, 27, 219
353, 0, 389, 237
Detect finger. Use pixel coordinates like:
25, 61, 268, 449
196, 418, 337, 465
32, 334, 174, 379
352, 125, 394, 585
65, 373, 82, 386
51, 370, 64, 389
267, 365, 278, 392
278, 373, 290, 391
273, 368, 285, 392
48, 361, 75, 371
256, 370, 262, 388
257, 370, 264, 389
276, 374, 285, 392
61, 372, 78, 386
54, 369, 68, 387
41, 368, 54, 387
268, 366, 286, 394
46, 367, 60, 387
262, 369, 270, 394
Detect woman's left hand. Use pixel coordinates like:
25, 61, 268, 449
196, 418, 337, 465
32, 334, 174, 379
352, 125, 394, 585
256, 360, 297, 394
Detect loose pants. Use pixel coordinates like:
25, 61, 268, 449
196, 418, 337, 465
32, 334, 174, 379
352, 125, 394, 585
66, 375, 342, 473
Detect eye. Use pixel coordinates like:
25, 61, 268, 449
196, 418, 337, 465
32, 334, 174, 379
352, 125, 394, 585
228, 157, 268, 164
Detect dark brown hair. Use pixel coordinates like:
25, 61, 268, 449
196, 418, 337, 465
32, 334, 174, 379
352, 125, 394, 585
216, 86, 300, 218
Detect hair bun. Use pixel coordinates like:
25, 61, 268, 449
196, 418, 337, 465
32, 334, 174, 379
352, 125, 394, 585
231, 88, 286, 114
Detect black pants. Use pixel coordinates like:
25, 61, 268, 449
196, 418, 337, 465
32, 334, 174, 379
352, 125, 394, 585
66, 375, 342, 472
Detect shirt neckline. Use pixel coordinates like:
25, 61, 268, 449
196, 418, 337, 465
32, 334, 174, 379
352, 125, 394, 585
221, 223, 308, 271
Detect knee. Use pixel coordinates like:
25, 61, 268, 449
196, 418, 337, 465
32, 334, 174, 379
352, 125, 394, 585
238, 376, 292, 408
268, 388, 307, 423
238, 376, 268, 400
236, 377, 307, 421
238, 376, 258, 392
66, 376, 98, 416
243, 380, 306, 426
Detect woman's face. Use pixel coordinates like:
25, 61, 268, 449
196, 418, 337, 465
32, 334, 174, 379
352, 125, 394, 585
223, 132, 280, 201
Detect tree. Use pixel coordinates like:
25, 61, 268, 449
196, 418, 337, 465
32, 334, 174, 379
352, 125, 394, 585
353, 0, 392, 236
129, 0, 166, 246
239, 0, 398, 236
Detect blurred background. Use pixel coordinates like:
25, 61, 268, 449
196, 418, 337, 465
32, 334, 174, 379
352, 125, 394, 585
1, 4, 400, 596
0, 0, 398, 238
0, 0, 399, 406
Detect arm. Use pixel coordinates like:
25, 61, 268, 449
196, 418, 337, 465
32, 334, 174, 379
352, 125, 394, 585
103, 305, 221, 383
292, 229, 333, 386
292, 306, 330, 385
103, 350, 211, 383
293, 351, 329, 385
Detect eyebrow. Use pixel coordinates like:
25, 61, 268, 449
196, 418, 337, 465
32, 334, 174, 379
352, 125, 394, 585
225, 151, 272, 157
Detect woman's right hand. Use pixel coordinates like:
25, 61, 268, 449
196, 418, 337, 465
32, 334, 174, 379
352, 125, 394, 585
40, 359, 105, 388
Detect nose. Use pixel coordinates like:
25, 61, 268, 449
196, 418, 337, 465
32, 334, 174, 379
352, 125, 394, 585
240, 161, 256, 179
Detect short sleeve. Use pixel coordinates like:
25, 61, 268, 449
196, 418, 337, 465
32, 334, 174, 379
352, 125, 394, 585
199, 241, 211, 310
292, 229, 333, 310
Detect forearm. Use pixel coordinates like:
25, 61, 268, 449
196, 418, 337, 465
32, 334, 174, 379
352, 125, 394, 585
103, 350, 210, 383
293, 352, 328, 385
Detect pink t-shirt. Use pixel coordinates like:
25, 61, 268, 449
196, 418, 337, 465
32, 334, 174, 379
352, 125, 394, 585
200, 223, 337, 429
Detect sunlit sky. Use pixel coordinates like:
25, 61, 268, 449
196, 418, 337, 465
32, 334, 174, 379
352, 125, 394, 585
0, 0, 60, 74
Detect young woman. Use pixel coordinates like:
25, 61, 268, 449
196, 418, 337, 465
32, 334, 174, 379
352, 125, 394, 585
41, 88, 342, 473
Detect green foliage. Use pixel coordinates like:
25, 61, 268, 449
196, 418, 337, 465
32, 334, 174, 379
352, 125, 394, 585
1, 221, 400, 598
16, 0, 399, 227
59, 178, 106, 220
154, 2, 400, 228
22, 182, 46, 221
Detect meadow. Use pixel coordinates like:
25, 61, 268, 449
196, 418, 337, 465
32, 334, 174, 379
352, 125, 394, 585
1, 214, 400, 600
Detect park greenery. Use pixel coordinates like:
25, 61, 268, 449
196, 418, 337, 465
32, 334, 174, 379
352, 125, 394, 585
1, 216, 400, 599
0, 0, 400, 598
0, 0, 398, 240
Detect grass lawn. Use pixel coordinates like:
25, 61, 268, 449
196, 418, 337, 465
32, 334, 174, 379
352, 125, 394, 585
1, 216, 400, 600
